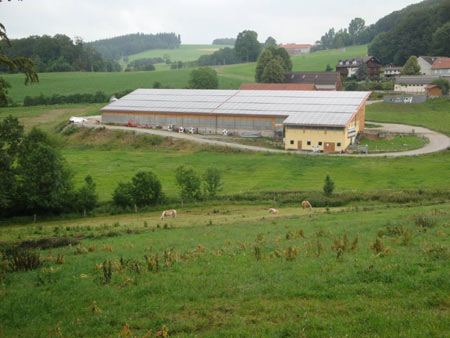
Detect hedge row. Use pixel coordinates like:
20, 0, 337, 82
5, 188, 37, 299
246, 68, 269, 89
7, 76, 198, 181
23, 89, 133, 107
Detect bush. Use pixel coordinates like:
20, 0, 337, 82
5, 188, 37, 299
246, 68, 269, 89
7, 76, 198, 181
2, 247, 42, 272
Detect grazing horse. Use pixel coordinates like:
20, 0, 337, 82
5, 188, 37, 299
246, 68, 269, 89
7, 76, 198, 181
301, 201, 312, 211
160, 209, 177, 220
269, 208, 279, 214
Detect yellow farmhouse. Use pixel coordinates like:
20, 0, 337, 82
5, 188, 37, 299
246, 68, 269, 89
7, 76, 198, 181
101, 89, 370, 153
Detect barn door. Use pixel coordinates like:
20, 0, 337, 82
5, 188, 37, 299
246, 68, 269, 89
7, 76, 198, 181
324, 142, 335, 153
297, 141, 302, 150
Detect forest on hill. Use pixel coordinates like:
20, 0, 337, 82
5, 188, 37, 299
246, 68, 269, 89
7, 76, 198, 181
0, 34, 121, 73
89, 33, 181, 60
316, 0, 448, 62
369, 0, 450, 64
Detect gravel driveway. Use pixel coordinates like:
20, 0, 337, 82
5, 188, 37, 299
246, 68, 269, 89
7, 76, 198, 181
83, 116, 449, 157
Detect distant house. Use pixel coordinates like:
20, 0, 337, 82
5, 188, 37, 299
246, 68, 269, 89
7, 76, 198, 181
285, 72, 342, 91
417, 56, 442, 75
240, 83, 316, 91
394, 75, 439, 93
280, 44, 313, 55
336, 56, 382, 80
384, 66, 402, 78
431, 57, 450, 76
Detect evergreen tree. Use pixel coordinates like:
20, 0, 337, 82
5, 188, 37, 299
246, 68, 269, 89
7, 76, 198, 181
261, 58, 285, 83
401, 56, 421, 75
323, 175, 335, 197
255, 48, 274, 82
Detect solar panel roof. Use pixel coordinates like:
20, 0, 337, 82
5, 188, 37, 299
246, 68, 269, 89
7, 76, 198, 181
101, 89, 370, 127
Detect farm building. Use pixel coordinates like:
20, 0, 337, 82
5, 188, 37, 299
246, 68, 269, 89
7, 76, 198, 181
285, 72, 342, 91
280, 44, 313, 55
240, 83, 316, 91
101, 89, 370, 153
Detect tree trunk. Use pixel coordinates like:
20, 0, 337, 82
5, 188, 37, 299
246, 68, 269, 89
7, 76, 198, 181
33, 214, 37, 223
134, 204, 138, 213
83, 208, 86, 217
181, 198, 184, 208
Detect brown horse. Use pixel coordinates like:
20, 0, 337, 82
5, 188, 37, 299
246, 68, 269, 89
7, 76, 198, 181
160, 209, 177, 220
268, 208, 279, 214
301, 201, 312, 211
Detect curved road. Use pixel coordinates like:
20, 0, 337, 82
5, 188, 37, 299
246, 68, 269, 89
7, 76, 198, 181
84, 117, 449, 157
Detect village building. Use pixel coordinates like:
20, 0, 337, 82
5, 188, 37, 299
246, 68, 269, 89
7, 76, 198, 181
280, 44, 313, 55
285, 72, 342, 90
101, 89, 370, 153
417, 56, 442, 75
431, 57, 450, 76
425, 85, 442, 97
384, 66, 403, 78
240, 83, 316, 91
336, 56, 382, 80
394, 75, 439, 93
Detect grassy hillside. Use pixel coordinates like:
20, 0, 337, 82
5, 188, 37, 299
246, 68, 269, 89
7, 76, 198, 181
366, 98, 450, 136
218, 45, 368, 82
126, 44, 227, 63
1, 202, 449, 336
3, 70, 244, 104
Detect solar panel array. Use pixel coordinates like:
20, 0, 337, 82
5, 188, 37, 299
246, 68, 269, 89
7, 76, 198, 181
101, 89, 370, 126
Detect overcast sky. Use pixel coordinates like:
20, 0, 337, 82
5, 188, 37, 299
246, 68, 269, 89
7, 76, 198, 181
1, 0, 420, 44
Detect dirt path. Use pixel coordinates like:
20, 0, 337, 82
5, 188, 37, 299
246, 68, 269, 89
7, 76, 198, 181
83, 116, 449, 157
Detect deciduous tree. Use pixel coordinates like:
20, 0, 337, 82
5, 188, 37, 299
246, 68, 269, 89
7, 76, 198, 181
235, 30, 261, 62
203, 167, 223, 198
188, 67, 218, 89
175, 166, 202, 206
401, 56, 421, 75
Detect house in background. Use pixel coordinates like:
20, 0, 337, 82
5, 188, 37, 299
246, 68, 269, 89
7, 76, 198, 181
417, 56, 442, 75
425, 85, 442, 97
280, 44, 313, 55
431, 57, 450, 76
384, 66, 403, 78
335, 56, 382, 80
240, 83, 316, 91
285, 72, 342, 90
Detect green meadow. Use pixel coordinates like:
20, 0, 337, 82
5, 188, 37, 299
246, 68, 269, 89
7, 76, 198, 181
217, 45, 368, 81
1, 202, 449, 337
2, 70, 244, 105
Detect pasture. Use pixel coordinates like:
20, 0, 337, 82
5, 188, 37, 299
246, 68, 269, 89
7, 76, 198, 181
2, 70, 244, 105
366, 98, 450, 136
217, 45, 368, 81
0, 202, 449, 337
358, 135, 429, 153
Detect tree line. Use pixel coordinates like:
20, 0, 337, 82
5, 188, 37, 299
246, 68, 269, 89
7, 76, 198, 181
0, 116, 224, 220
89, 33, 181, 60
212, 38, 236, 46
369, 1, 450, 65
316, 0, 447, 51
0, 34, 121, 73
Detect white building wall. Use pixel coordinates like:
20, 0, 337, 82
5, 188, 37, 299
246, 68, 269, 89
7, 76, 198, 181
394, 84, 426, 93
418, 58, 432, 75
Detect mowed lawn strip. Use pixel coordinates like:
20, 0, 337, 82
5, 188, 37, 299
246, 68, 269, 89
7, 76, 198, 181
0, 203, 448, 337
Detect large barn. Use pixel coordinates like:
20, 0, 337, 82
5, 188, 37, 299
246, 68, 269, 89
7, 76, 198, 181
101, 89, 370, 153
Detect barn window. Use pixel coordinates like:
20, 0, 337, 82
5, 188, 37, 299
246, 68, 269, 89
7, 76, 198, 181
337, 142, 341, 147
307, 141, 311, 146
290, 140, 294, 145
318, 142, 322, 146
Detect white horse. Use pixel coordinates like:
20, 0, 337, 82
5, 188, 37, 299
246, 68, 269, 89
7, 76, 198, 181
160, 209, 177, 220
269, 208, 279, 214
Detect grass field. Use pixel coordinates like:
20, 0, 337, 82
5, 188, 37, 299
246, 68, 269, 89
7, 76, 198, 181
217, 45, 368, 82
359, 135, 429, 153
123, 44, 228, 66
2, 70, 245, 105
1, 202, 449, 337
366, 98, 450, 136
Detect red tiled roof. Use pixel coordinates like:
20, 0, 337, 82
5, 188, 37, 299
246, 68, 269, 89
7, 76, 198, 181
280, 44, 311, 49
431, 57, 450, 69
239, 83, 316, 91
